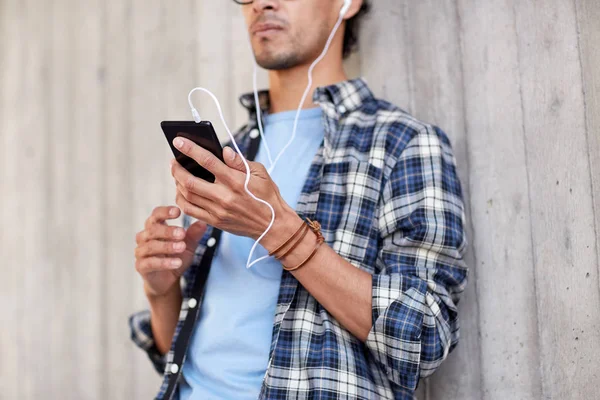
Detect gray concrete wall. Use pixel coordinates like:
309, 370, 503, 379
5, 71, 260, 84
1, 1, 598, 399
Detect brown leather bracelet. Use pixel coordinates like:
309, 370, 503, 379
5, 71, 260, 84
275, 223, 310, 260
282, 218, 325, 272
283, 235, 325, 272
268, 220, 306, 257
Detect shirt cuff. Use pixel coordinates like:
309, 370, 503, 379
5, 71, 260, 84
365, 274, 426, 390
129, 309, 167, 375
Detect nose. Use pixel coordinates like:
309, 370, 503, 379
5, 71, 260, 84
252, 0, 279, 13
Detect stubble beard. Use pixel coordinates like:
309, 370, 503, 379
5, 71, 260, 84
254, 41, 305, 71
253, 21, 329, 71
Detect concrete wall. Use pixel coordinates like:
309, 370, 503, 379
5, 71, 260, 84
1, 1, 598, 399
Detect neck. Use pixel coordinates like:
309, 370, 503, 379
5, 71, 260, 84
267, 53, 347, 114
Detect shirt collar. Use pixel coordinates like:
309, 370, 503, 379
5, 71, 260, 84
238, 77, 374, 118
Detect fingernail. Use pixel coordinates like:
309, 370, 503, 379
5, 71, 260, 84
170, 208, 178, 216
174, 228, 184, 238
226, 147, 236, 161
174, 242, 185, 251
174, 138, 184, 149
171, 259, 182, 268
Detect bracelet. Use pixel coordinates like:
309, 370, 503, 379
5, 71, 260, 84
283, 235, 325, 272
275, 223, 310, 260
268, 219, 306, 257
282, 218, 325, 272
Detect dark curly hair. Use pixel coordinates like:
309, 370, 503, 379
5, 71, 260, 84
342, 0, 371, 58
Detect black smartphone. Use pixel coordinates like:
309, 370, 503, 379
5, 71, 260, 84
161, 121, 224, 183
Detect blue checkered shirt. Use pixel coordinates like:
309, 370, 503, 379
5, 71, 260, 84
129, 78, 468, 399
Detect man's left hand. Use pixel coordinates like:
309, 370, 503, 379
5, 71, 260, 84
170, 137, 301, 248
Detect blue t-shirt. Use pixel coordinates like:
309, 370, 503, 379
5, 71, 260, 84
178, 107, 324, 400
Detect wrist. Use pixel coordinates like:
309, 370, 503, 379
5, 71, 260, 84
145, 282, 182, 356
145, 282, 181, 304
278, 227, 319, 272
261, 205, 304, 254
261, 207, 323, 272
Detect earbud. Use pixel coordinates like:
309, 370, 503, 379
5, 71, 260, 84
340, 0, 352, 17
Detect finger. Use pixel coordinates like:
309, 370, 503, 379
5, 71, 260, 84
248, 160, 270, 178
176, 182, 217, 212
175, 191, 216, 225
136, 257, 182, 274
171, 160, 219, 200
223, 146, 247, 173
226, 154, 268, 181
135, 239, 187, 259
141, 224, 186, 243
172, 136, 230, 182
185, 220, 208, 247
146, 206, 180, 228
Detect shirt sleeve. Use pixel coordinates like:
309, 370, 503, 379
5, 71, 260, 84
365, 126, 468, 390
129, 310, 167, 375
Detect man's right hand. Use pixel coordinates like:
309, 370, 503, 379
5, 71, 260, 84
135, 206, 207, 298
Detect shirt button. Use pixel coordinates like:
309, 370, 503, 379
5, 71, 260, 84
338, 105, 347, 114
187, 298, 198, 309
207, 237, 216, 248
170, 363, 179, 374
249, 128, 260, 139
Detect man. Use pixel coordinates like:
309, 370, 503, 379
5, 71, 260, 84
130, 0, 468, 399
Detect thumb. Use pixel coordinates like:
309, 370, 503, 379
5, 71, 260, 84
223, 146, 247, 172
184, 220, 207, 247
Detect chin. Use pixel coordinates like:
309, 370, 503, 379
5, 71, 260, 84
255, 50, 301, 71
252, 36, 306, 71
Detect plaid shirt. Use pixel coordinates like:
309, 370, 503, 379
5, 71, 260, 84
130, 78, 468, 399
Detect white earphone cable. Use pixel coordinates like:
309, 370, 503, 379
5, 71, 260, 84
187, 88, 275, 269
266, 12, 345, 175
187, 3, 348, 269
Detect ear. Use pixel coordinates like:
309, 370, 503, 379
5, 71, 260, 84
343, 0, 364, 20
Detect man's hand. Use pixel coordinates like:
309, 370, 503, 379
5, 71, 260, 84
169, 137, 302, 251
134, 206, 207, 298
170, 137, 374, 343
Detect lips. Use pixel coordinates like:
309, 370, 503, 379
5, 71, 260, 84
251, 22, 284, 36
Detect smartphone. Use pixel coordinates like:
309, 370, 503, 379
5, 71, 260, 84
161, 121, 224, 183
